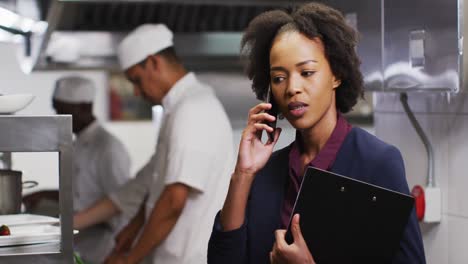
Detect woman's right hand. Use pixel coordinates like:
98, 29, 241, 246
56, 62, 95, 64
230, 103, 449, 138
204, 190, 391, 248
220, 103, 281, 231
234, 103, 282, 181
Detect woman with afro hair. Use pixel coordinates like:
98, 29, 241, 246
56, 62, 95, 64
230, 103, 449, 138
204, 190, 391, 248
208, 2, 425, 264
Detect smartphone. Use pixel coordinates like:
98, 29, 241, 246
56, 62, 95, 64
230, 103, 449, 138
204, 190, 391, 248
264, 86, 279, 142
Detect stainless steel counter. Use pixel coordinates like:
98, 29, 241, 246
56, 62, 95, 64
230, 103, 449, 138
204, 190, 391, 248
0, 115, 73, 263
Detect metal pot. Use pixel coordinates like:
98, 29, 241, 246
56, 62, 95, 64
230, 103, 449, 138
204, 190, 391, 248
0, 169, 38, 214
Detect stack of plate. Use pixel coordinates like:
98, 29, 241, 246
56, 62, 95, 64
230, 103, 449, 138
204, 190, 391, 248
0, 214, 76, 255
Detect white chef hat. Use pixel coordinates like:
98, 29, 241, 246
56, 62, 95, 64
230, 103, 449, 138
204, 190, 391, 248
117, 24, 174, 70
53, 76, 95, 103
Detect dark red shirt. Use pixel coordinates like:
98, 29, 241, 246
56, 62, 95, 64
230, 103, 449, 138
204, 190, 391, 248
280, 114, 352, 228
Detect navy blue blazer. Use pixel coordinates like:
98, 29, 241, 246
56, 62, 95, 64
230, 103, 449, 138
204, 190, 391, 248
208, 127, 426, 264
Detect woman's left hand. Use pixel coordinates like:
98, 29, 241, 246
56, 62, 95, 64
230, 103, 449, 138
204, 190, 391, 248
270, 214, 315, 264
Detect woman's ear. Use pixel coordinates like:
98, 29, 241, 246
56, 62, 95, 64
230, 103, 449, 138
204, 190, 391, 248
332, 77, 341, 89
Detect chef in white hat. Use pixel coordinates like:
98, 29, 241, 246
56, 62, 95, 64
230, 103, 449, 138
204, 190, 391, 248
52, 76, 96, 133
73, 24, 234, 264
26, 76, 132, 264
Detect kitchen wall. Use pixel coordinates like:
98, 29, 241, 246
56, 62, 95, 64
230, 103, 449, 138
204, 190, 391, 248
375, 92, 468, 264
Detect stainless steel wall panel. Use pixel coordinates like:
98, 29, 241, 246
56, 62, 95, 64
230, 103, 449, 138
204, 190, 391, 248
383, 0, 459, 92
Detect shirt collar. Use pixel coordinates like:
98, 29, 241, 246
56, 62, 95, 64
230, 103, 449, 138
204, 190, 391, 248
161, 72, 197, 113
76, 120, 100, 144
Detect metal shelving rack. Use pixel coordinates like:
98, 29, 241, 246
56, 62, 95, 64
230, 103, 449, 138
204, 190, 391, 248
0, 115, 73, 263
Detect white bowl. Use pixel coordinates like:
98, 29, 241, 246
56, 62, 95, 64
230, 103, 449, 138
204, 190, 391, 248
0, 94, 35, 114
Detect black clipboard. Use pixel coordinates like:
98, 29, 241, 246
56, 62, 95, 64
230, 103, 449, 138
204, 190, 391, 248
285, 167, 414, 264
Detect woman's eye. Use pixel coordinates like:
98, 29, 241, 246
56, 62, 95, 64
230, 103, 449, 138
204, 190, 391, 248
272, 76, 285, 84
302, 71, 316, 77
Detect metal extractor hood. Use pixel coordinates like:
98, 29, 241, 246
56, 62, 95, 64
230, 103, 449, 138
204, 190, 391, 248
6, 0, 465, 93
3, 0, 316, 72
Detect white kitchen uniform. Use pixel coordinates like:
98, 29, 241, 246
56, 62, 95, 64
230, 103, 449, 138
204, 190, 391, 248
73, 121, 132, 264
109, 72, 234, 264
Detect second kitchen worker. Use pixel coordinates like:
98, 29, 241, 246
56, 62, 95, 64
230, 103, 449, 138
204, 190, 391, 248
74, 24, 234, 264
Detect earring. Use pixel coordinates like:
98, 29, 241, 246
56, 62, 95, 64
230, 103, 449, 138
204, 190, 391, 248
278, 112, 284, 120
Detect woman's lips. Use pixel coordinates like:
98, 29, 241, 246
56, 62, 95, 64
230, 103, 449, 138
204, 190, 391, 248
288, 101, 308, 117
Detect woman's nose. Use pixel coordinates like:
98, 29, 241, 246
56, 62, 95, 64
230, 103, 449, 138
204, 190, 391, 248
286, 76, 304, 96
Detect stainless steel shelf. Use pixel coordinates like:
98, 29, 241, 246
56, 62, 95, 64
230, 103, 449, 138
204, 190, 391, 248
0, 115, 73, 262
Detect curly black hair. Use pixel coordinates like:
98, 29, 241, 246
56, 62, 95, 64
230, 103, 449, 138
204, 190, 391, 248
241, 2, 364, 113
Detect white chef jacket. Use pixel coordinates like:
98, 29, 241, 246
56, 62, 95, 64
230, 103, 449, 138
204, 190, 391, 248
73, 121, 132, 264
109, 72, 234, 264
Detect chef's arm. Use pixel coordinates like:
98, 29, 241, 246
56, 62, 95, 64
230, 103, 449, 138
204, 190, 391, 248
113, 201, 145, 253
126, 183, 189, 264
73, 197, 120, 230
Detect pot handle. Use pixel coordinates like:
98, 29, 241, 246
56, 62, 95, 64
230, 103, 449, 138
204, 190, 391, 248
22, 180, 38, 189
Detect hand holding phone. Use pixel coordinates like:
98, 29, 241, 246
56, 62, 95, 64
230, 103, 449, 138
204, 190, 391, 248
264, 86, 279, 142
